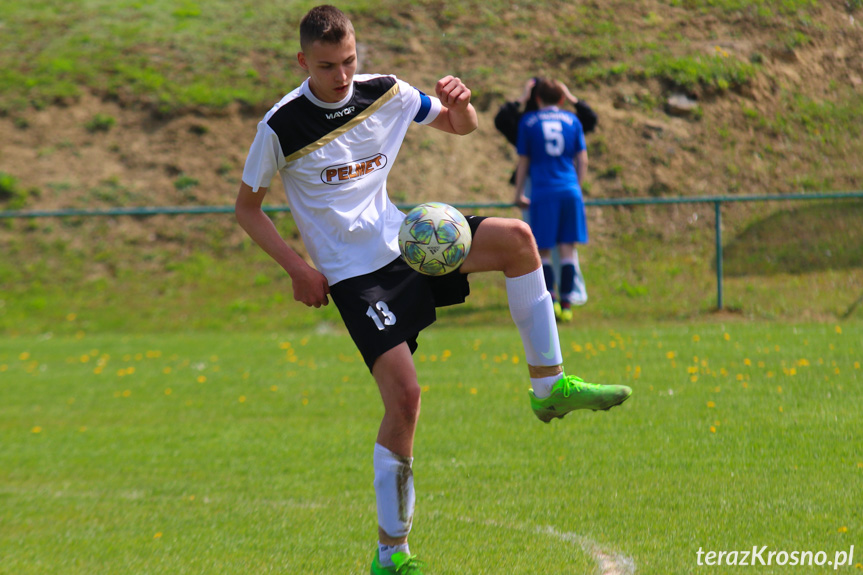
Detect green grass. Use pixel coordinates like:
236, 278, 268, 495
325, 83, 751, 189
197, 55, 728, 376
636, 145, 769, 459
1, 323, 861, 574
643, 51, 759, 93
0, 0, 313, 112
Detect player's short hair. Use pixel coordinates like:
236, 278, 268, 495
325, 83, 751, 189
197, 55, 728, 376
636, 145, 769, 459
300, 5, 355, 51
535, 78, 564, 106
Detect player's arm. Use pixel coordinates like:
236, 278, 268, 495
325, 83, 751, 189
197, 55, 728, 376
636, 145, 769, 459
518, 78, 537, 108
559, 81, 579, 106
235, 182, 330, 308
574, 149, 588, 185
427, 75, 478, 135
514, 155, 530, 209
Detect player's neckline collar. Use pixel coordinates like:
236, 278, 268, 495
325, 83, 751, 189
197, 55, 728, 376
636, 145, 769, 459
302, 78, 354, 109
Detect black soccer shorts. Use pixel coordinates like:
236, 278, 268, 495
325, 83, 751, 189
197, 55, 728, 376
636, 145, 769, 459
330, 215, 485, 372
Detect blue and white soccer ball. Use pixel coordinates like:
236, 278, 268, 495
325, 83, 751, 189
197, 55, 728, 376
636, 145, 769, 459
398, 202, 472, 276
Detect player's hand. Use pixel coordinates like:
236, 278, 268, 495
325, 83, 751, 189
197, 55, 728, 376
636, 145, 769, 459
519, 78, 536, 106
291, 266, 330, 308
432, 75, 477, 135
515, 194, 530, 209
558, 81, 578, 105
435, 75, 472, 111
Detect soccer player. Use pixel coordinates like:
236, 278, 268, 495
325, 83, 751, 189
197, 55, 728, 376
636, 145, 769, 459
514, 78, 591, 322
235, 6, 631, 574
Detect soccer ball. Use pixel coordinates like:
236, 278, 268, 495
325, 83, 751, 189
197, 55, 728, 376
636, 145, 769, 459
398, 202, 472, 276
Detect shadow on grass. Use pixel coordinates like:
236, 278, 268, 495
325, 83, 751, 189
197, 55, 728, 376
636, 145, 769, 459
723, 200, 863, 277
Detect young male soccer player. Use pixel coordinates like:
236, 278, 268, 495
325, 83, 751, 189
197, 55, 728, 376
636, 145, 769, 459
235, 6, 631, 574
514, 78, 590, 323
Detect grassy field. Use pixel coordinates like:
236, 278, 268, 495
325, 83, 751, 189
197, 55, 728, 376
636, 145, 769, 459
2, 323, 861, 574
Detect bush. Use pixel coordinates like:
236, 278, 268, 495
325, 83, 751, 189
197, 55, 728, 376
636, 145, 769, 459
0, 172, 29, 209
85, 114, 116, 133
0, 172, 19, 201
646, 52, 758, 92
174, 174, 199, 191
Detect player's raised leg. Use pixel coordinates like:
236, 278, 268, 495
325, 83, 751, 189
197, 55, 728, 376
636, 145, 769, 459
461, 217, 631, 422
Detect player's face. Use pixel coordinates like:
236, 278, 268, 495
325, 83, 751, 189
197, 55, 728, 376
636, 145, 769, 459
298, 35, 357, 103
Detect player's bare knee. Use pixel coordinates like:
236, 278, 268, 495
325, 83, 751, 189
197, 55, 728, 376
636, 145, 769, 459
511, 219, 535, 247
388, 382, 421, 424
506, 219, 541, 272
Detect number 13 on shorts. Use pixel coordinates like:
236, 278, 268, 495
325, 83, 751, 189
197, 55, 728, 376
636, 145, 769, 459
366, 301, 397, 331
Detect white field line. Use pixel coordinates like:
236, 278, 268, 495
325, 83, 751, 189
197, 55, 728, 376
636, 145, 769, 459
457, 516, 636, 575
541, 525, 636, 575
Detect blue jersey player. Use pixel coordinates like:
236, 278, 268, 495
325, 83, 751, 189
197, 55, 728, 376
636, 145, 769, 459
236, 8, 631, 574
515, 78, 590, 322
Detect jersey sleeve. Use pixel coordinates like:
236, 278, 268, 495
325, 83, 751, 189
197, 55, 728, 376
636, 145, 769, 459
410, 87, 442, 125
241, 121, 284, 192
391, 77, 441, 126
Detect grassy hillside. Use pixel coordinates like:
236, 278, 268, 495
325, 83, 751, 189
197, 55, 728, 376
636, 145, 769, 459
0, 0, 862, 331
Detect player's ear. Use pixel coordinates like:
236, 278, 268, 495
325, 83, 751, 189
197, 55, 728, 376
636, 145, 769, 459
297, 51, 308, 71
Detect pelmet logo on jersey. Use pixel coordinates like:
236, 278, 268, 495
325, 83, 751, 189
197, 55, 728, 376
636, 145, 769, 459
321, 154, 388, 185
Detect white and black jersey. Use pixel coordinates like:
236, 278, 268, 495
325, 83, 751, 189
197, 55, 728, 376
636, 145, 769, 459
242, 74, 442, 285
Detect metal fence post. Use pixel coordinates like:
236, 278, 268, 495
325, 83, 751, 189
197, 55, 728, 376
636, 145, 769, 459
715, 200, 723, 310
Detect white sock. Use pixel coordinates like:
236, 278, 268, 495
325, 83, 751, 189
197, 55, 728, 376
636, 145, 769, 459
506, 268, 564, 398
530, 374, 562, 399
373, 443, 415, 542
378, 542, 410, 567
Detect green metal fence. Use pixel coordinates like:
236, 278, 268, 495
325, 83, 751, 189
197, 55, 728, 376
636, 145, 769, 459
582, 191, 863, 310
3, 191, 862, 310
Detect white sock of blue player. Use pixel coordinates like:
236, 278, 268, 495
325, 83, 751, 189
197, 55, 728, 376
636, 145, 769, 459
506, 267, 564, 399
373, 443, 414, 565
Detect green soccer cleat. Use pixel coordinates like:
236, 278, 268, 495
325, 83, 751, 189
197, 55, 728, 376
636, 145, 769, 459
553, 300, 563, 321
371, 550, 425, 575
529, 374, 632, 423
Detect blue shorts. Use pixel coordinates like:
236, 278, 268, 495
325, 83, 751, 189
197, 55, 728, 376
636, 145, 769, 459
529, 194, 588, 249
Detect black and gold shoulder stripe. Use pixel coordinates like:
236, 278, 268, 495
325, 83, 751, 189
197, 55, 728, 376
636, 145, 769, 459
268, 76, 399, 163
